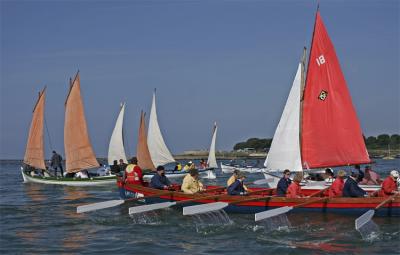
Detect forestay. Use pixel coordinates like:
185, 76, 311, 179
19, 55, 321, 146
108, 103, 127, 165
147, 91, 175, 167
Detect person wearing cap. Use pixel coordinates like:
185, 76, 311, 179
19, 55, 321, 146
286, 173, 304, 198
50, 150, 63, 177
342, 171, 367, 197
276, 169, 292, 197
183, 161, 195, 171
328, 170, 346, 197
124, 157, 144, 185
150, 166, 172, 190
181, 169, 204, 194
379, 170, 399, 197
324, 168, 335, 183
227, 170, 249, 192
354, 164, 364, 183
360, 166, 382, 185
227, 172, 247, 195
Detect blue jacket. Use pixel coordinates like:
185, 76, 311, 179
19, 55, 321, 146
276, 177, 292, 196
150, 174, 171, 189
342, 177, 366, 197
228, 180, 245, 195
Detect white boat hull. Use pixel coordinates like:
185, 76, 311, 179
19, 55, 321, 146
21, 169, 116, 186
143, 168, 215, 180
221, 163, 264, 174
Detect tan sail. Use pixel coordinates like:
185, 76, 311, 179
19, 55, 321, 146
23, 87, 46, 170
137, 111, 156, 171
64, 72, 98, 173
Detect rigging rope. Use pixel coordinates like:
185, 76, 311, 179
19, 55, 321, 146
44, 115, 54, 152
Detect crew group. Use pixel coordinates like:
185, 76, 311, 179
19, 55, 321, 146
120, 157, 399, 198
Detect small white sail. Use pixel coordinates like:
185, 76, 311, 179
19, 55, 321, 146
108, 103, 127, 165
264, 63, 302, 172
147, 91, 175, 167
207, 122, 218, 168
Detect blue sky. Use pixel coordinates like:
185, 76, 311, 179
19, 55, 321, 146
1, 0, 399, 159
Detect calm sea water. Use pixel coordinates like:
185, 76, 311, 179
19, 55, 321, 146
1, 159, 399, 255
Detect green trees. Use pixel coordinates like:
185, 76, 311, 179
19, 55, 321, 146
233, 138, 272, 151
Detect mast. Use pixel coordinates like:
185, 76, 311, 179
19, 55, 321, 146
23, 87, 46, 170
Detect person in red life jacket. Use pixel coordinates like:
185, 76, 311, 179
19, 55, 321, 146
360, 165, 382, 185
286, 173, 304, 198
379, 170, 399, 197
124, 157, 144, 185
328, 170, 346, 197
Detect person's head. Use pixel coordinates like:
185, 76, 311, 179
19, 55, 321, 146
238, 172, 246, 181
130, 157, 138, 164
119, 159, 124, 164
337, 169, 346, 179
390, 170, 399, 181
283, 169, 291, 179
113, 160, 118, 165
293, 173, 303, 183
325, 168, 334, 177
233, 169, 240, 177
365, 166, 371, 172
189, 168, 199, 178
350, 171, 359, 181
187, 161, 193, 166
157, 165, 165, 176
354, 164, 361, 170
52, 150, 56, 154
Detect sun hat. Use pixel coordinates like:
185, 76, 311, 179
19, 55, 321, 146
390, 170, 399, 178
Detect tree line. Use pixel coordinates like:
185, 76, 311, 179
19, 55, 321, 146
233, 134, 400, 151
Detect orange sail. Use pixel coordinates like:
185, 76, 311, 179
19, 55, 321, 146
137, 111, 156, 171
23, 88, 46, 170
64, 73, 99, 173
301, 11, 370, 168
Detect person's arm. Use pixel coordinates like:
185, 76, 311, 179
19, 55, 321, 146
151, 175, 164, 189
228, 181, 241, 195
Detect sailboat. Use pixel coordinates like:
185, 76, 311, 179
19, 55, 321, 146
108, 103, 128, 165
21, 73, 115, 186
262, 9, 378, 191
382, 144, 394, 160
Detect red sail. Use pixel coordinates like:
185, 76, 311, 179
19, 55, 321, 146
301, 11, 370, 168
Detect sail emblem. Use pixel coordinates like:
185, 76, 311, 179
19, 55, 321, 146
318, 90, 328, 101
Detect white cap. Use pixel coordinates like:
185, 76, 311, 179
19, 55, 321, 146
188, 161, 193, 164
390, 170, 399, 178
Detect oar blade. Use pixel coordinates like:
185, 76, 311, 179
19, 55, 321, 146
129, 202, 176, 215
355, 209, 375, 230
183, 202, 228, 216
77, 200, 124, 213
255, 206, 293, 222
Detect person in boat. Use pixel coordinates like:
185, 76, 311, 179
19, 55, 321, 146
354, 164, 364, 183
174, 162, 182, 171
228, 172, 247, 196
183, 161, 196, 171
110, 160, 120, 174
75, 170, 89, 179
124, 157, 144, 185
360, 166, 382, 185
379, 170, 399, 197
181, 169, 204, 194
199, 159, 207, 169
286, 173, 304, 198
276, 169, 292, 197
324, 168, 335, 183
328, 170, 346, 197
150, 165, 172, 190
50, 150, 64, 177
227, 170, 249, 192
342, 171, 367, 197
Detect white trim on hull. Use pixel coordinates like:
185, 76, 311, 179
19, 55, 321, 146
21, 169, 116, 186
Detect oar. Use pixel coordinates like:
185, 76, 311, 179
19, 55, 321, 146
182, 188, 275, 216
355, 194, 398, 231
77, 186, 225, 213
254, 187, 330, 222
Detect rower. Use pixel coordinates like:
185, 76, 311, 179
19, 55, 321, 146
227, 170, 249, 192
286, 173, 304, 198
125, 157, 144, 185
227, 172, 247, 196
379, 170, 399, 197
150, 166, 172, 190
181, 169, 204, 194
328, 170, 346, 197
276, 169, 292, 197
342, 171, 367, 197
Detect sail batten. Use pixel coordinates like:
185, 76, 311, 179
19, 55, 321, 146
301, 11, 370, 168
264, 64, 302, 172
137, 111, 156, 170
64, 73, 99, 173
23, 88, 46, 170
207, 122, 218, 168
108, 103, 127, 165
147, 91, 175, 167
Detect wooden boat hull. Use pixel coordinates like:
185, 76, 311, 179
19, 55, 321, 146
120, 183, 400, 217
21, 168, 116, 186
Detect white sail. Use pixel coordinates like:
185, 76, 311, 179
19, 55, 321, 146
147, 91, 175, 167
264, 63, 302, 172
108, 103, 127, 165
207, 122, 218, 168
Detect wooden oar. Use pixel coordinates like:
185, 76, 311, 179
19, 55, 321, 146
355, 194, 398, 231
182, 188, 275, 216
254, 187, 330, 222
77, 186, 225, 214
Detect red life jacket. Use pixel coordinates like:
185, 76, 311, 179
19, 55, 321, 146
379, 176, 396, 197
125, 164, 143, 185
286, 182, 302, 198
